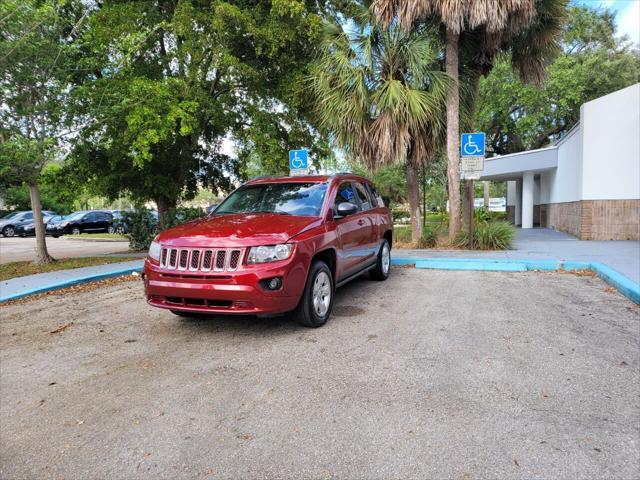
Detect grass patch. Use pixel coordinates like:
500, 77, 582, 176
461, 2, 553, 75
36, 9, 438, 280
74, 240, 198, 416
0, 256, 141, 281
72, 233, 128, 240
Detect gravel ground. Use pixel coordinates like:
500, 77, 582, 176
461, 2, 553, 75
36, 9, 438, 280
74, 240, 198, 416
0, 268, 638, 480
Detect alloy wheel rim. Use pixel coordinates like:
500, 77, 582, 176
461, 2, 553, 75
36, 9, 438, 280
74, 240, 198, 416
312, 271, 331, 317
5, 227, 14, 237
382, 244, 390, 274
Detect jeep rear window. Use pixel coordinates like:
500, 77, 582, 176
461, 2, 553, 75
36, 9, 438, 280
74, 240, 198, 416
215, 182, 328, 217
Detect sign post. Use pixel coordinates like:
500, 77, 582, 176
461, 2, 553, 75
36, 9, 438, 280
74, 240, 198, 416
289, 149, 309, 176
460, 132, 486, 249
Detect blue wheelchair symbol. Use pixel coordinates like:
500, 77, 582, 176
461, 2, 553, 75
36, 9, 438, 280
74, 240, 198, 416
461, 133, 485, 157
289, 149, 308, 169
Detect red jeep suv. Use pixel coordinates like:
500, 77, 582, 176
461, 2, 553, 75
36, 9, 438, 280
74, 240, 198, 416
143, 174, 393, 327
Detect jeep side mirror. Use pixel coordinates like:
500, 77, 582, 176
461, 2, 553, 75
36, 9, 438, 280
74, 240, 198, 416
336, 202, 358, 217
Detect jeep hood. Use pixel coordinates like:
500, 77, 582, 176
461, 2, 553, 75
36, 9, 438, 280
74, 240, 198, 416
155, 213, 322, 247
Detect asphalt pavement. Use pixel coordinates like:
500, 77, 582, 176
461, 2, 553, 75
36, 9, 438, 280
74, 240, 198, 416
1, 268, 638, 479
0, 236, 131, 263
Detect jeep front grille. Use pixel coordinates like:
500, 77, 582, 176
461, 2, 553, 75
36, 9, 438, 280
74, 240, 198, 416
160, 247, 243, 273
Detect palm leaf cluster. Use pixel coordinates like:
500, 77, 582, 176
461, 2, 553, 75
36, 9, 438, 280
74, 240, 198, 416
373, 0, 566, 86
308, 12, 449, 169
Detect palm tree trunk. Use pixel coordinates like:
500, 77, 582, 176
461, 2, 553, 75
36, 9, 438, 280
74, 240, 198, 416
445, 29, 461, 241
28, 181, 54, 264
405, 163, 423, 244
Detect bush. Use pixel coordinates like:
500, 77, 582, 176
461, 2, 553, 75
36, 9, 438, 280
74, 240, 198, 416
123, 207, 206, 250
393, 224, 438, 248
123, 209, 158, 251
474, 207, 507, 222
454, 219, 515, 250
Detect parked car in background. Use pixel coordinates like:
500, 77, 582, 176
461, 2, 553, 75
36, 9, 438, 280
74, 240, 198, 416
108, 210, 130, 234
0, 211, 56, 237
14, 212, 58, 237
48, 210, 114, 236
144, 174, 393, 327
45, 215, 70, 237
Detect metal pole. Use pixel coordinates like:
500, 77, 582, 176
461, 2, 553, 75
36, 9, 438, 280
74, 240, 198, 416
466, 179, 474, 249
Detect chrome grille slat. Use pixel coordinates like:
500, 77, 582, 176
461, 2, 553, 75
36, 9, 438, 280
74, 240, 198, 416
160, 247, 241, 273
214, 250, 226, 271
189, 250, 200, 271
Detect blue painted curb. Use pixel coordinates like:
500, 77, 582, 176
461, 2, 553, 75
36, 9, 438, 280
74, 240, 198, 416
391, 257, 639, 304
0, 267, 143, 303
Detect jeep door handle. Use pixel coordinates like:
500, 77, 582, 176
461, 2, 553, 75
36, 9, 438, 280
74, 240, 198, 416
357, 219, 365, 226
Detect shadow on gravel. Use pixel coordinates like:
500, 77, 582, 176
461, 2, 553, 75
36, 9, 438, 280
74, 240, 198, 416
166, 273, 376, 335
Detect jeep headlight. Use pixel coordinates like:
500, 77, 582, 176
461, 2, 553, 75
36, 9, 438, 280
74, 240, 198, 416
148, 240, 161, 262
247, 244, 293, 264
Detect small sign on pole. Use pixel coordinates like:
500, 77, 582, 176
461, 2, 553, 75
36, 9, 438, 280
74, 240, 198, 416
289, 149, 309, 176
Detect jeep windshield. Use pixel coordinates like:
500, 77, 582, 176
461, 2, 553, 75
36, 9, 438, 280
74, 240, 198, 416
215, 182, 328, 217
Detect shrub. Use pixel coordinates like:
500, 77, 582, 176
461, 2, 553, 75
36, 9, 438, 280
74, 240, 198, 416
392, 224, 437, 248
123, 209, 158, 251
474, 207, 507, 222
454, 219, 515, 250
123, 207, 206, 250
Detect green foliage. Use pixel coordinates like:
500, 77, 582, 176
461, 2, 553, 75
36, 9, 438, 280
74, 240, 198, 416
124, 207, 206, 250
476, 5, 640, 155
474, 207, 507, 223
308, 5, 448, 169
123, 209, 159, 251
68, 0, 330, 213
350, 163, 407, 206
454, 220, 516, 250
393, 224, 438, 248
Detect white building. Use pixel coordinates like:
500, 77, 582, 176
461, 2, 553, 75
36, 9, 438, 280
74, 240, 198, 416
480, 83, 640, 240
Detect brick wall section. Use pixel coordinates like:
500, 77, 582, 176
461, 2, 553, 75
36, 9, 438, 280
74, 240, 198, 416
583, 199, 640, 240
539, 200, 640, 240
542, 201, 583, 238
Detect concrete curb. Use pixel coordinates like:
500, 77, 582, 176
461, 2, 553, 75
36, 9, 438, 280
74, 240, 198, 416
2, 257, 638, 305
391, 257, 640, 304
0, 266, 143, 303
61, 236, 128, 243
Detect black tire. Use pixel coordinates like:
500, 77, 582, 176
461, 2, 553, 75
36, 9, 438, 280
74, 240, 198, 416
71, 227, 81, 235
293, 260, 334, 328
52, 235, 60, 238
2, 226, 15, 237
370, 239, 391, 281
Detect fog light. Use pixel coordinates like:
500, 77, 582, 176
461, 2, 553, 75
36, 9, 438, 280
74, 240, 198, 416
267, 277, 282, 290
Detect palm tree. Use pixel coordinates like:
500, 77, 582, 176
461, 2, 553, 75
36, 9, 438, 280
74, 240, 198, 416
309, 7, 449, 243
372, 0, 566, 240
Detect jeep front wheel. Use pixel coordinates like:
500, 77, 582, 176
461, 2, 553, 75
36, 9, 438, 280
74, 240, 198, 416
293, 260, 334, 328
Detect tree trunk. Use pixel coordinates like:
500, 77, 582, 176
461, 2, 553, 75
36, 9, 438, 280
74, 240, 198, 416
28, 181, 54, 264
155, 195, 176, 231
483, 181, 490, 207
406, 164, 423, 244
445, 29, 461, 241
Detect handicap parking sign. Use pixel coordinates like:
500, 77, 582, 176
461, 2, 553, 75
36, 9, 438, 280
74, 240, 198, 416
289, 149, 309, 170
461, 133, 485, 157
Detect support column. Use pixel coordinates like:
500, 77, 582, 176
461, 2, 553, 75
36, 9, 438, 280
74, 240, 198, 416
522, 171, 534, 229
515, 179, 522, 226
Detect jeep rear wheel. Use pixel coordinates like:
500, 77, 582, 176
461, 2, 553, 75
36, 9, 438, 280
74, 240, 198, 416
293, 260, 334, 328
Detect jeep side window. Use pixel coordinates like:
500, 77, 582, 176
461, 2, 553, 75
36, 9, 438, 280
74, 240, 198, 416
365, 183, 384, 208
334, 182, 356, 213
353, 182, 372, 211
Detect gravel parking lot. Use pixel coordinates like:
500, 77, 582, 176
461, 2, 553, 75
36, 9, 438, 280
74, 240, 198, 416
1, 268, 638, 479
0, 236, 130, 263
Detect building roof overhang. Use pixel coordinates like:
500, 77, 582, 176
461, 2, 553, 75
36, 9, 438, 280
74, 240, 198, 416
480, 145, 558, 181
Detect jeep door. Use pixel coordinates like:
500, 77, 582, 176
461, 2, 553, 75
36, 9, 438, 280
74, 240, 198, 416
332, 181, 375, 279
